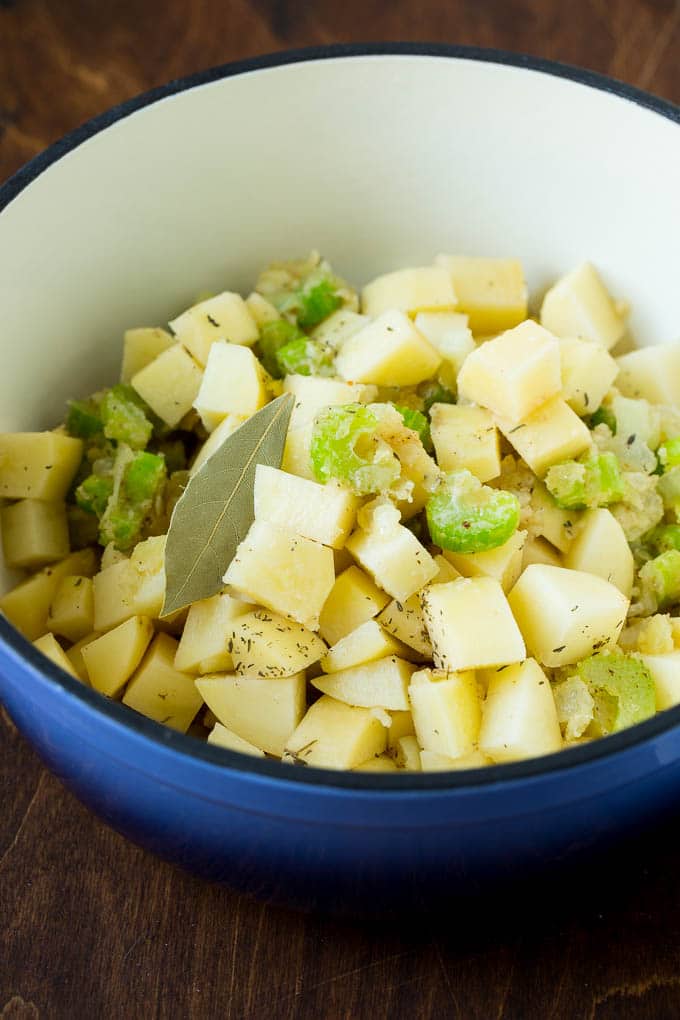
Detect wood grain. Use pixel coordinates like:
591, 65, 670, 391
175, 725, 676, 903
1, 2, 679, 1017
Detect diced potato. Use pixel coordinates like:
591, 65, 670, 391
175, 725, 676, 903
412, 312, 475, 387
508, 564, 628, 667
394, 734, 421, 770
174, 592, 250, 674
345, 502, 438, 602
1, 499, 69, 568
421, 577, 525, 671
558, 337, 618, 416
318, 565, 389, 646
131, 344, 203, 428
378, 594, 432, 658
0, 548, 98, 640
336, 310, 442, 386
190, 413, 247, 476
386, 709, 415, 748
361, 267, 457, 317
320, 620, 411, 673
253, 465, 358, 548
610, 394, 659, 450
430, 404, 500, 483
281, 425, 315, 481
82, 615, 154, 697
244, 292, 280, 327
283, 375, 377, 431
122, 633, 203, 732
101, 543, 128, 570
409, 668, 480, 758
223, 520, 334, 630
420, 749, 492, 771
530, 481, 579, 552
93, 535, 165, 632
47, 575, 94, 643
443, 529, 526, 593
121, 327, 174, 382
207, 722, 265, 757
522, 535, 562, 569
540, 262, 626, 350
193, 342, 268, 430
637, 651, 680, 710
0, 432, 83, 501
285, 694, 386, 769
313, 656, 416, 710
457, 320, 561, 424
496, 397, 592, 477
564, 509, 634, 597
311, 309, 369, 351
354, 754, 400, 772
196, 670, 306, 756
229, 609, 326, 677
616, 343, 680, 405
169, 291, 259, 364
33, 633, 79, 678
434, 255, 528, 334
65, 631, 99, 682
479, 658, 562, 763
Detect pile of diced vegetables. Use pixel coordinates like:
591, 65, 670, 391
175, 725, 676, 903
3, 251, 680, 772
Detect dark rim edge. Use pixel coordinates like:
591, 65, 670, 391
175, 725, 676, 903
1, 41, 679, 794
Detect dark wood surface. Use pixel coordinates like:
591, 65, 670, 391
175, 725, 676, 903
1, 2, 679, 1017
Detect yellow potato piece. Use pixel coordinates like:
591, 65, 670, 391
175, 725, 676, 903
229, 609, 326, 678
253, 464, 359, 549
409, 668, 480, 759
131, 344, 203, 428
174, 592, 251, 674
443, 530, 526, 593
435, 255, 528, 334
393, 735, 422, 771
1, 499, 70, 569
93, 536, 166, 632
65, 631, 100, 683
496, 397, 591, 478
558, 337, 618, 416
193, 342, 268, 430
361, 266, 457, 317
616, 342, 680, 405
345, 503, 437, 603
123, 633, 203, 733
285, 694, 386, 769
336, 310, 442, 387
207, 722, 265, 757
313, 656, 416, 711
33, 632, 80, 679
196, 671, 306, 756
540, 262, 626, 350
82, 615, 154, 697
47, 575, 94, 643
0, 548, 98, 640
121, 327, 174, 383
170, 291, 259, 365
320, 620, 411, 673
353, 755, 399, 773
564, 509, 634, 598
0, 432, 83, 501
430, 403, 500, 483
479, 658, 562, 763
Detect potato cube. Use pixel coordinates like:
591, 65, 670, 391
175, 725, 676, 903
285, 694, 386, 769
412, 312, 475, 386
540, 262, 626, 349
318, 565, 389, 646
457, 320, 561, 424
361, 266, 457, 318
386, 709, 415, 748
421, 577, 526, 671
207, 722, 265, 757
193, 342, 267, 430
47, 575, 94, 643
408, 668, 480, 758
616, 343, 680, 405
65, 631, 99, 682
496, 397, 591, 477
244, 292, 280, 327
508, 564, 628, 667
121, 327, 174, 382
196, 670, 306, 756
522, 535, 562, 569
564, 509, 634, 597
281, 425, 315, 481
377, 594, 432, 658
311, 309, 369, 351
336, 310, 442, 387
479, 658, 562, 763
190, 413, 247, 476
346, 502, 437, 602
559, 337, 618, 416
530, 482, 580, 552
0, 548, 98, 640
0, 432, 83, 501
253, 464, 358, 548
320, 620, 410, 673
1, 499, 69, 568
131, 344, 203, 427
637, 651, 680, 711
223, 521, 334, 630
443, 530, 526, 593
420, 749, 492, 771
229, 609, 326, 677
353, 754, 399, 772
394, 734, 421, 770
82, 615, 154, 697
283, 375, 377, 431
33, 633, 79, 679
174, 592, 250, 674
313, 656, 415, 710
123, 633, 203, 732
93, 535, 165, 632
169, 291, 259, 364
430, 404, 500, 483
434, 255, 528, 334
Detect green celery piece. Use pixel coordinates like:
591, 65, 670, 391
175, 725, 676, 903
99, 449, 166, 551
639, 549, 680, 609
258, 320, 302, 378
297, 278, 342, 330
576, 652, 655, 736
657, 437, 680, 473
589, 405, 617, 434
66, 398, 103, 440
657, 466, 680, 514
393, 405, 432, 452
101, 384, 153, 449
426, 470, 520, 554
418, 381, 456, 415
545, 452, 624, 510
310, 403, 400, 496
647, 524, 680, 554
125, 451, 166, 502
75, 473, 114, 517
276, 337, 334, 377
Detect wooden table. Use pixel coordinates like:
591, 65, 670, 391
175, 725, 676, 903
1, 3, 679, 1017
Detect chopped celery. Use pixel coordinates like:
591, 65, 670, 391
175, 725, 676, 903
297, 278, 343, 330
418, 381, 456, 415
258, 320, 302, 378
99, 448, 166, 551
589, 406, 617, 434
575, 652, 655, 736
276, 337, 334, 377
657, 437, 680, 473
101, 384, 153, 449
545, 452, 624, 510
639, 549, 680, 609
393, 405, 432, 452
647, 524, 680, 554
426, 470, 520, 554
75, 473, 114, 517
124, 451, 166, 503
310, 404, 400, 496
657, 466, 680, 514
66, 398, 103, 439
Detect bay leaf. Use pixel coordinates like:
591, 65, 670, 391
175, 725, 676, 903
161, 393, 294, 616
